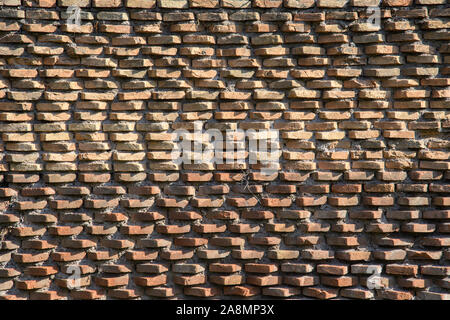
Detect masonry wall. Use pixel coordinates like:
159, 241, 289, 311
0, 0, 449, 300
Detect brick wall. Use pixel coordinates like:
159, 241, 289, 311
0, 0, 449, 300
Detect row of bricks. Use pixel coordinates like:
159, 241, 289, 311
1, 208, 449, 218
0, 121, 447, 133
0, 161, 449, 172
0, 286, 448, 300
0, 273, 448, 293
2, 262, 448, 276
2, 21, 450, 35
0, 108, 448, 119
2, 196, 450, 208
2, 83, 450, 96
1, 236, 450, 250
0, 181, 449, 196
1, 131, 447, 141
1, 94, 449, 104
0, 142, 447, 154
1, 30, 449, 43
0, 0, 448, 10
0, 170, 449, 183
2, 134, 449, 144
2, 74, 450, 88
1, 45, 449, 57
2, 220, 450, 234
2, 67, 450, 79
1, 82, 450, 95
2, 248, 450, 262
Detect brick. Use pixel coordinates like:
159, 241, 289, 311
126, 0, 155, 6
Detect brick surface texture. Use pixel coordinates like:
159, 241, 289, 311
0, 0, 449, 300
